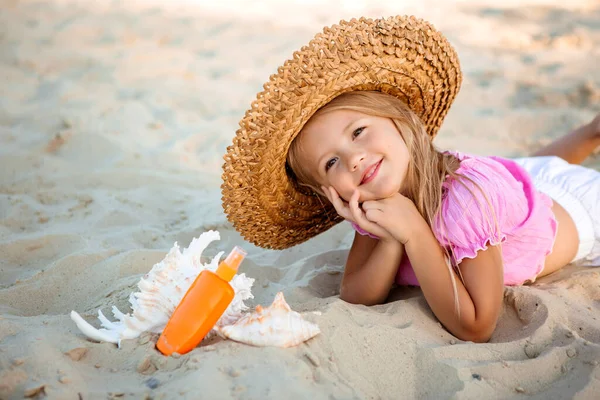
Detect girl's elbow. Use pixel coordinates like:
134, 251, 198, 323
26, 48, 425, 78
455, 319, 497, 343
457, 329, 493, 343
339, 286, 385, 306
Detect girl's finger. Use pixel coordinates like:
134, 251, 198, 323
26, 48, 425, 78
349, 192, 389, 238
348, 190, 362, 221
361, 199, 384, 211
364, 208, 385, 225
328, 187, 353, 221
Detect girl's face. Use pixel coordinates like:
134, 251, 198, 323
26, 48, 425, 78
296, 109, 410, 202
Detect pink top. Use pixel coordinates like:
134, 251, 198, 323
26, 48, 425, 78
351, 152, 558, 286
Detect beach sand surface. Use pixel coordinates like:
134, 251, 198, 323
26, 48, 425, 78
1, 0, 599, 398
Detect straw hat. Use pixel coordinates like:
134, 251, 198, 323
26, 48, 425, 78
221, 15, 462, 249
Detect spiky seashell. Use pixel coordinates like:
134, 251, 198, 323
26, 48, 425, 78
70, 231, 255, 347
214, 292, 320, 348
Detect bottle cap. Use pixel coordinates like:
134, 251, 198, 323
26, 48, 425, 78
216, 246, 247, 282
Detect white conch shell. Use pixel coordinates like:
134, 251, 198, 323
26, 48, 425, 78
70, 231, 255, 347
215, 292, 320, 348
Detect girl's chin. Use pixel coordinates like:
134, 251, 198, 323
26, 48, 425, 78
374, 186, 401, 199
347, 186, 401, 203
360, 193, 388, 202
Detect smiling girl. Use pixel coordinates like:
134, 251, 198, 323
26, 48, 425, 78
221, 16, 600, 342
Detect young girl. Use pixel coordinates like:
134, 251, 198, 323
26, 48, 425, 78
221, 16, 600, 343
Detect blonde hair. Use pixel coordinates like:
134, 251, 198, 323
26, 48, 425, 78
286, 91, 501, 316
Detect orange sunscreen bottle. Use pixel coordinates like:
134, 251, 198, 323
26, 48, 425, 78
156, 246, 247, 356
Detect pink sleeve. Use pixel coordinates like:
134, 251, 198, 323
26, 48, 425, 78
434, 157, 527, 264
350, 222, 379, 239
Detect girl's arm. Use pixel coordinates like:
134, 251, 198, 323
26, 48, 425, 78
340, 233, 404, 306
321, 187, 405, 305
349, 190, 505, 342
406, 219, 504, 343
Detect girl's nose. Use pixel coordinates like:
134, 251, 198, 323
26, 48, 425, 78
347, 151, 365, 171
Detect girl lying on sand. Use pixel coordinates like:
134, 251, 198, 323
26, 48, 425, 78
221, 16, 600, 342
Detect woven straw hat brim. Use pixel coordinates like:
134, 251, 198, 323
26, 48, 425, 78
222, 15, 462, 249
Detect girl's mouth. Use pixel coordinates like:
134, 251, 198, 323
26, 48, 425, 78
360, 160, 382, 185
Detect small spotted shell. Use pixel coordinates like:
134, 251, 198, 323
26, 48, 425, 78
215, 292, 320, 347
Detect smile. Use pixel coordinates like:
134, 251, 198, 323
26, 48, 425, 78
360, 160, 382, 185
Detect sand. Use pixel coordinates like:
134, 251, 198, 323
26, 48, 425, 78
1, 0, 599, 398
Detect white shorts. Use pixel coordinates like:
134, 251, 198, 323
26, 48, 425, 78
513, 156, 600, 266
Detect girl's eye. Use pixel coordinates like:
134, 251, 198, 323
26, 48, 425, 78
325, 157, 338, 172
353, 127, 365, 138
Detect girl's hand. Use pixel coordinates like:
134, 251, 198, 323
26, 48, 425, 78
321, 186, 354, 221
321, 186, 394, 241
361, 192, 428, 245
